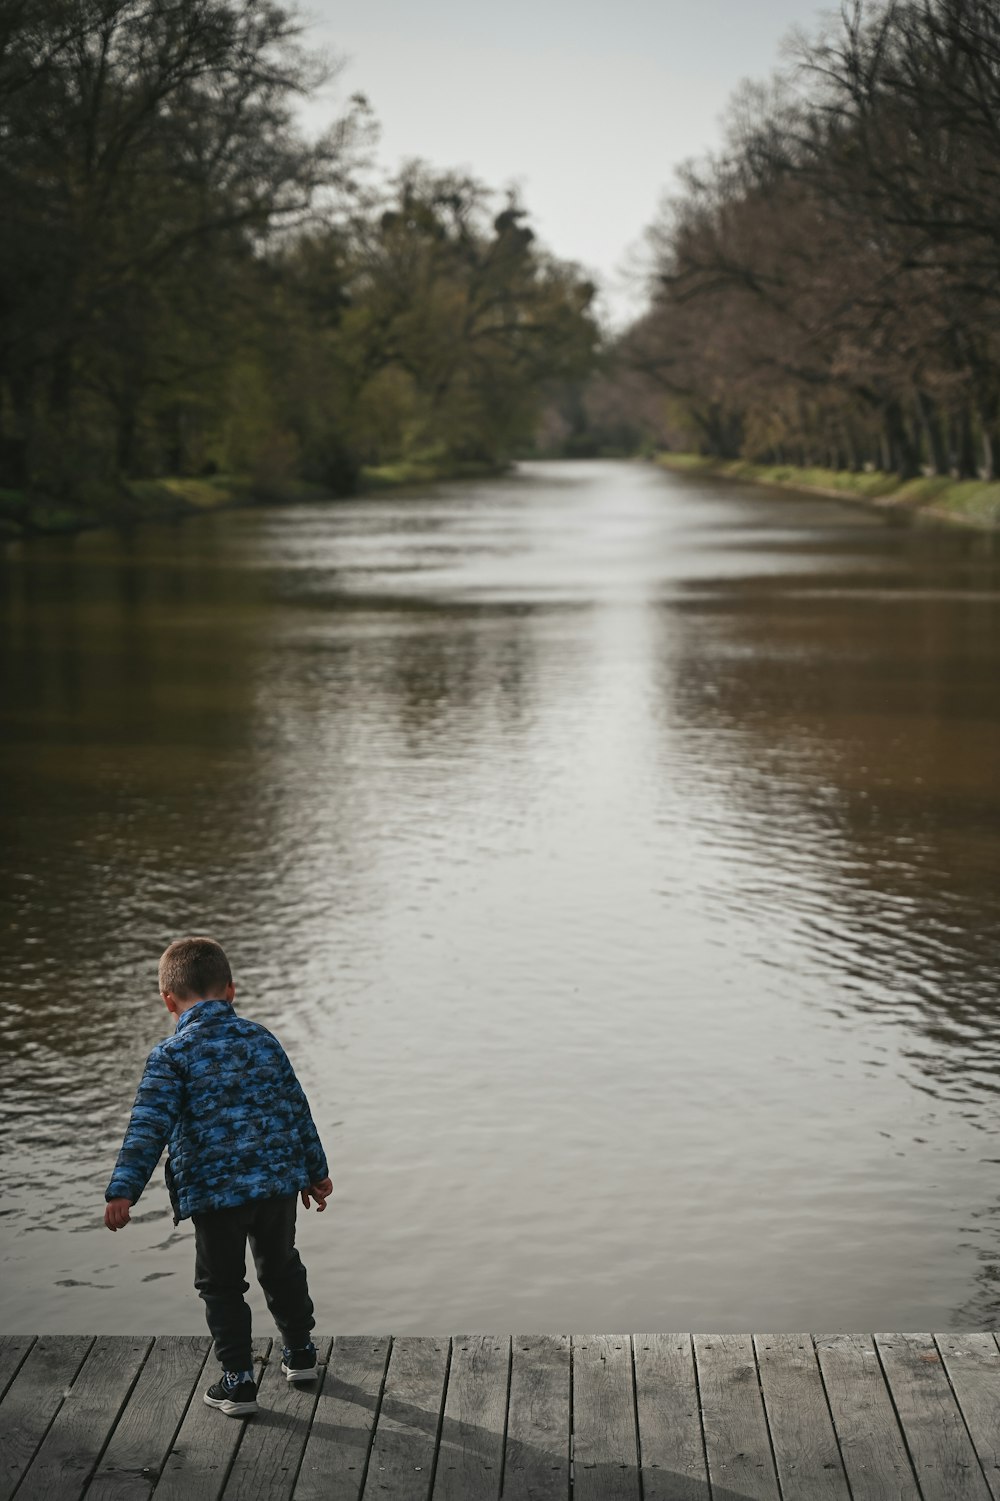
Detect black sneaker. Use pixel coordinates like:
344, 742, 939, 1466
281, 1342, 318, 1383
203, 1372, 259, 1417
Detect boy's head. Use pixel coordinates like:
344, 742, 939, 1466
159, 936, 234, 1015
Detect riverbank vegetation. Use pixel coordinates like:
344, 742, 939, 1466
657, 454, 1000, 528
0, 0, 599, 533
605, 0, 1000, 502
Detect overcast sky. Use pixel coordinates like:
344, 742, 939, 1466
304, 0, 830, 323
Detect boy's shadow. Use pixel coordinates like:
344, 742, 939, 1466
293, 1367, 762, 1499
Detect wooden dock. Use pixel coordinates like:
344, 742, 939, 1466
2, 1332, 999, 1499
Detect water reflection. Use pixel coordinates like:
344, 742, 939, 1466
1, 462, 999, 1333
664, 540, 1000, 1109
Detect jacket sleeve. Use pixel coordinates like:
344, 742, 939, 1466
106, 1045, 184, 1204
286, 1064, 328, 1183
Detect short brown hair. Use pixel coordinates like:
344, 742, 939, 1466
159, 937, 232, 1000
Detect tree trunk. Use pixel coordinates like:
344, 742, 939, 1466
0, 376, 29, 486
977, 397, 999, 481
915, 392, 948, 475
116, 405, 138, 475
48, 350, 76, 455
885, 401, 919, 479
843, 424, 860, 472
955, 406, 978, 478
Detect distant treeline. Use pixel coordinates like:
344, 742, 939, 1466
609, 0, 1000, 480
0, 0, 599, 510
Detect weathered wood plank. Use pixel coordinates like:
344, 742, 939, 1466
153, 1337, 271, 1501
935, 1333, 1000, 1500
875, 1333, 993, 1501
0, 1333, 93, 1501
814, 1333, 920, 1501
431, 1334, 507, 1501
14, 1335, 152, 1501
633, 1333, 709, 1501
571, 1335, 640, 1501
221, 1337, 332, 1501
754, 1334, 850, 1500
502, 1334, 569, 1501
0, 1336, 35, 1404
2, 1328, 998, 1501
362, 1335, 450, 1500
88, 1336, 211, 1501
694, 1334, 780, 1501
292, 1335, 390, 1501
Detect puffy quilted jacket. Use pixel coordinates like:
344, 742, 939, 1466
106, 999, 328, 1221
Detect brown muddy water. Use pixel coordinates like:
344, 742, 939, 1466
1, 459, 999, 1335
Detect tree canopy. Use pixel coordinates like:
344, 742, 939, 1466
618, 0, 1000, 480
0, 0, 599, 509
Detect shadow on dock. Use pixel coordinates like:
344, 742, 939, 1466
1, 1330, 998, 1498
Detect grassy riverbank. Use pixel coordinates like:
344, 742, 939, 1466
358, 456, 507, 490
0, 474, 328, 540
657, 453, 1000, 529
0, 458, 507, 540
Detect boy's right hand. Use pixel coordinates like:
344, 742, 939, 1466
104, 1198, 132, 1231
302, 1178, 333, 1212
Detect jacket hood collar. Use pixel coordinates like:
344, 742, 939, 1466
175, 998, 234, 1033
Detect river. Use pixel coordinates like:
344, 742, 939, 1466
2, 459, 999, 1335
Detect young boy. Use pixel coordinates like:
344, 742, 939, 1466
104, 936, 332, 1418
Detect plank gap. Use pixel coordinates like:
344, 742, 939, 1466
426, 1336, 453, 1499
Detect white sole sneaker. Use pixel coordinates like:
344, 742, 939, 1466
281, 1360, 319, 1383
203, 1391, 260, 1417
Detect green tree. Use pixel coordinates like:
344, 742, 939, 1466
0, 0, 367, 494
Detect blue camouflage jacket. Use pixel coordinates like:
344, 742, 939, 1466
106, 999, 328, 1221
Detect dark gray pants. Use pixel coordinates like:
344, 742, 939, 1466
192, 1194, 315, 1371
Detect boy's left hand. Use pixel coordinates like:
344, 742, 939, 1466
302, 1178, 333, 1212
